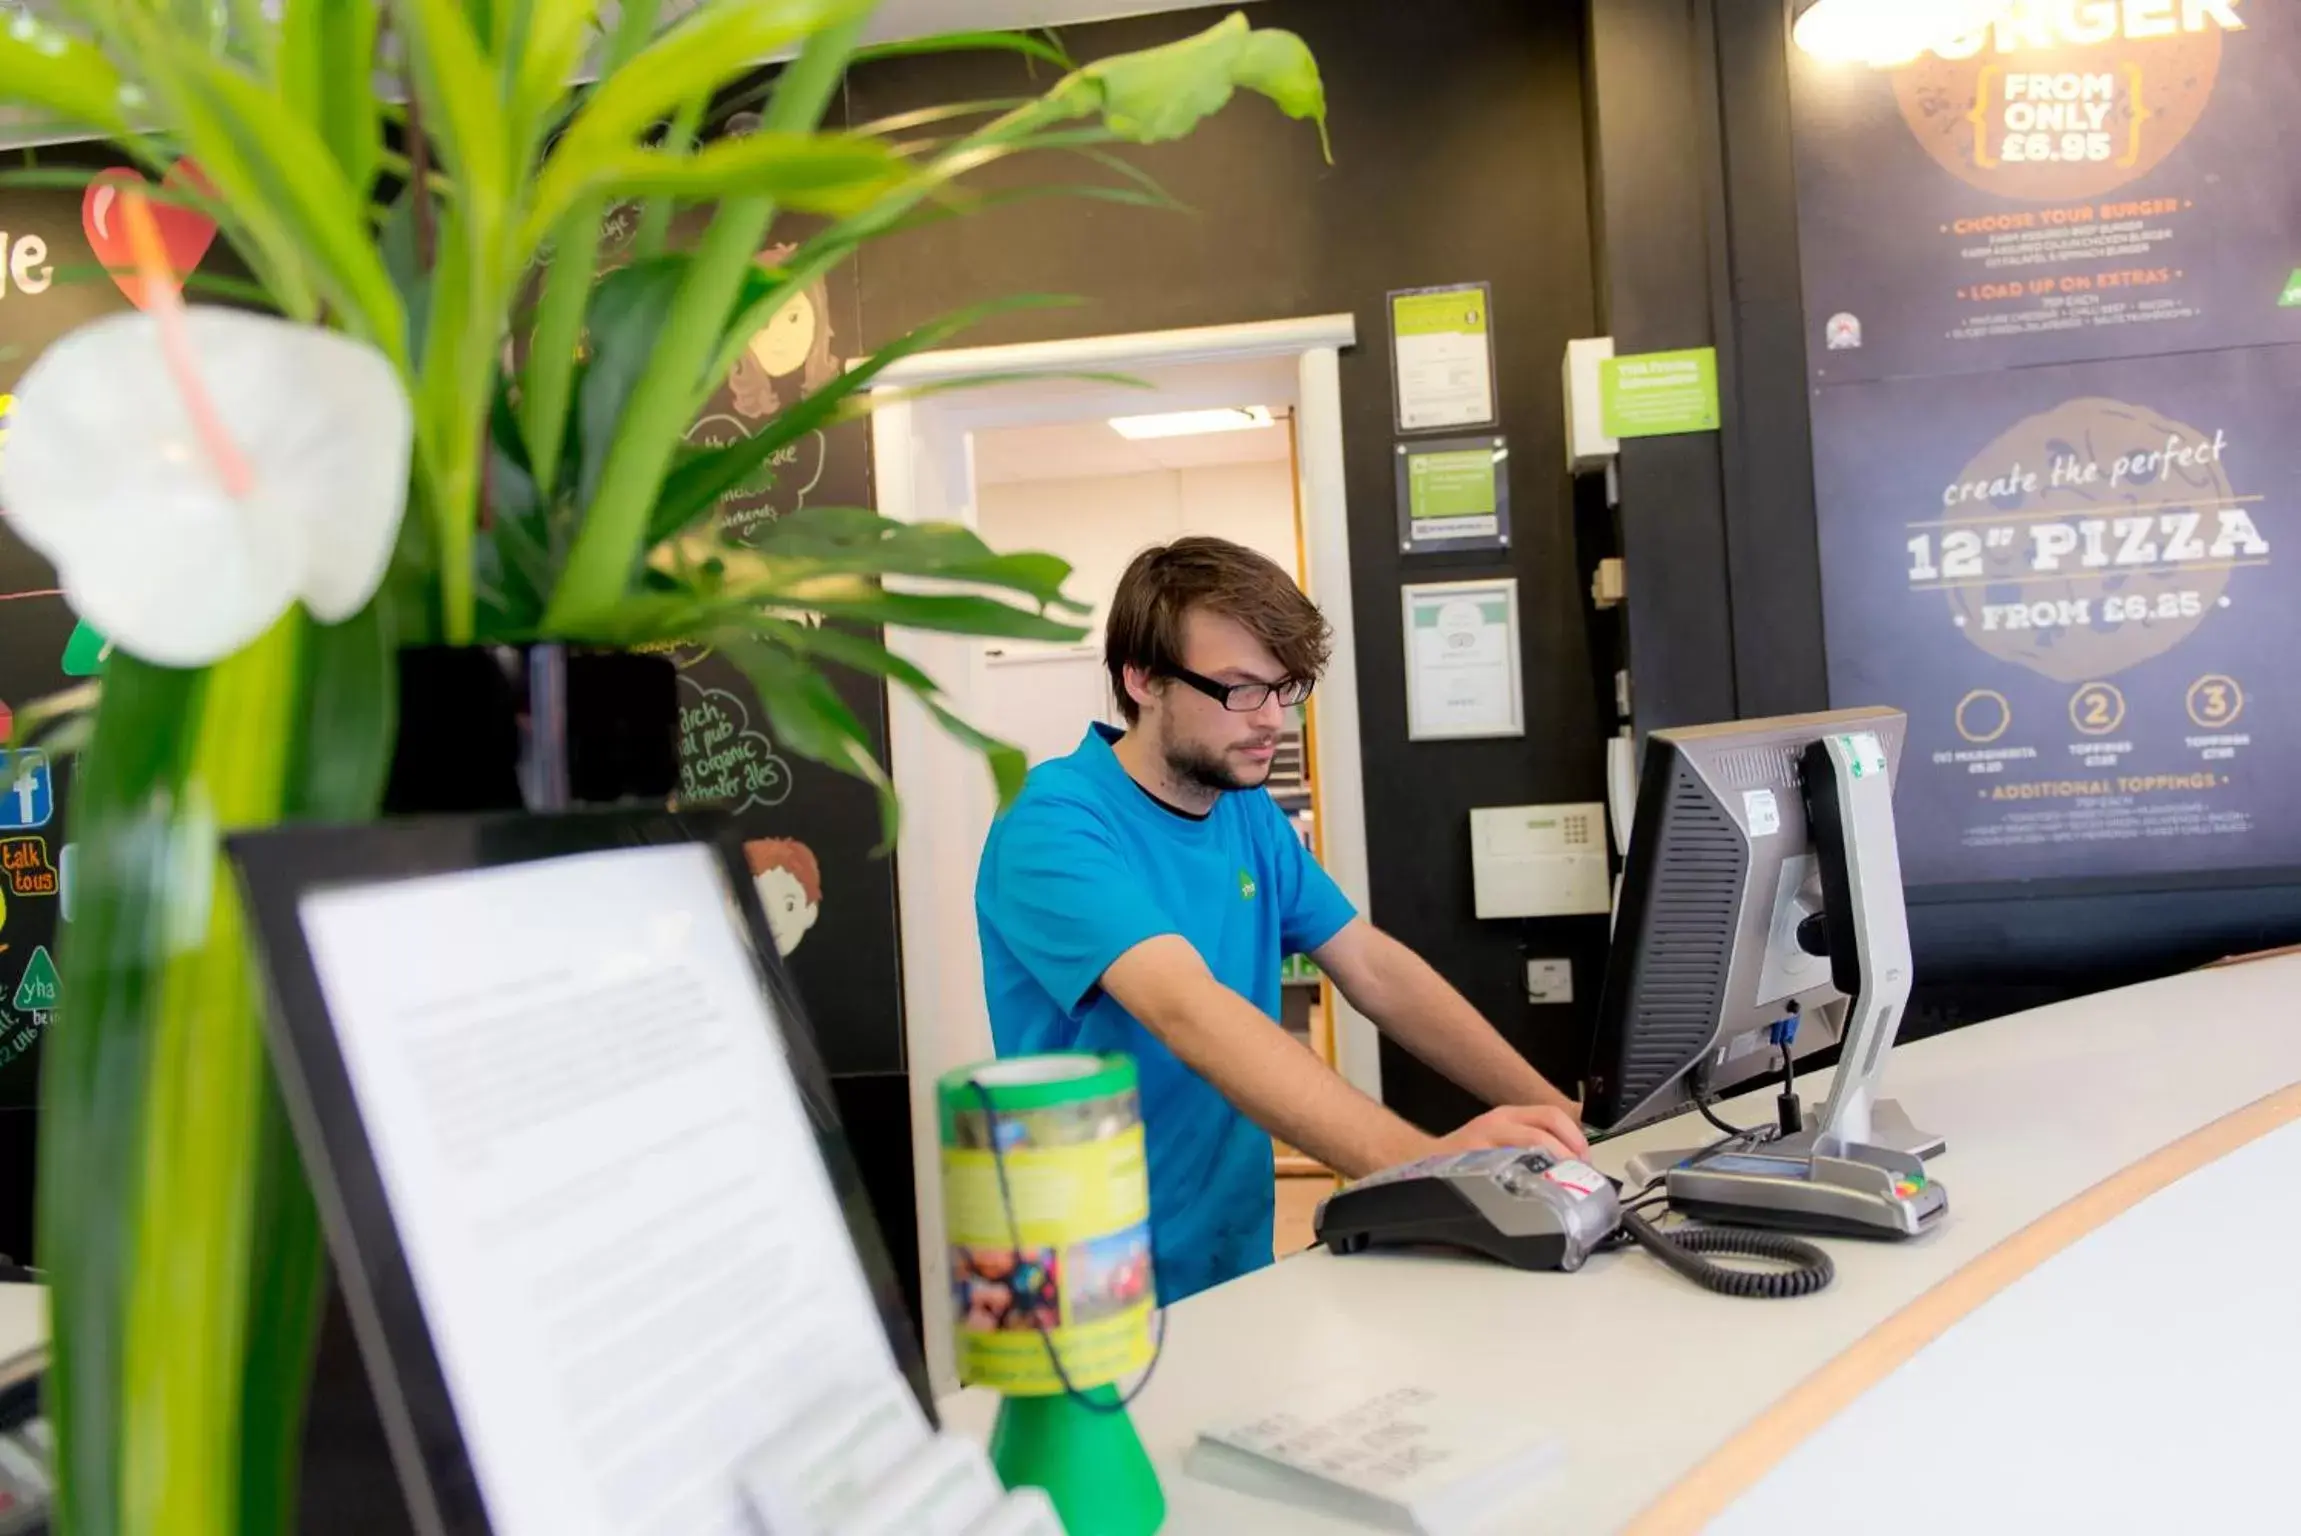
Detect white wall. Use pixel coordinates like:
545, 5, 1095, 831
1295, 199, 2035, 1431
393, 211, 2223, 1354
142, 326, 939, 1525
976, 459, 1302, 654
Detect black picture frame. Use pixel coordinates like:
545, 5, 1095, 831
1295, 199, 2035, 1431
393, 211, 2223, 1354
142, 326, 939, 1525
1393, 433, 1513, 557
226, 809, 932, 1536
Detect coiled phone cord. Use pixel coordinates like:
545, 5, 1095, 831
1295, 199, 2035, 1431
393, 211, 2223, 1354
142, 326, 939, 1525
1610, 1209, 1835, 1299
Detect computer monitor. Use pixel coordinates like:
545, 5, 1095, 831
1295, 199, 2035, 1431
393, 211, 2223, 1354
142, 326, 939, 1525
1583, 706, 1931, 1158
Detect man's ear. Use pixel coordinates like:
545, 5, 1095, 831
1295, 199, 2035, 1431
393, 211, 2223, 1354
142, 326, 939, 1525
1123, 663, 1159, 715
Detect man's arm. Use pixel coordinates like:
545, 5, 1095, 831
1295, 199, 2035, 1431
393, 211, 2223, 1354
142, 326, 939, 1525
1311, 917, 1578, 1116
1103, 934, 1583, 1177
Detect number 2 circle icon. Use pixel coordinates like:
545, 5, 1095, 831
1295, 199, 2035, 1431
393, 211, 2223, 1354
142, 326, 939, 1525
2070, 682, 2125, 737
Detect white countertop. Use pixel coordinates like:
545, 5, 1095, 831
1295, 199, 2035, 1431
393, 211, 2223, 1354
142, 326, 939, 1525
5, 958, 2291, 1531
1710, 1110, 2301, 1534
940, 953, 2301, 1533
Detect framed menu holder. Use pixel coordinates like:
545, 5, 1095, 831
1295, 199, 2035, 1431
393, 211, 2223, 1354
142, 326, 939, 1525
229, 810, 930, 1536
1394, 435, 1512, 557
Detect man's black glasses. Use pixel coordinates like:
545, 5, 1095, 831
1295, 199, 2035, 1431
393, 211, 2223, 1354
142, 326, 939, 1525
1163, 665, 1314, 712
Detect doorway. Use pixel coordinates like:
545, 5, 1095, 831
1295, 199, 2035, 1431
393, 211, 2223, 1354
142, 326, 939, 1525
970, 404, 1337, 1091
868, 315, 1365, 1392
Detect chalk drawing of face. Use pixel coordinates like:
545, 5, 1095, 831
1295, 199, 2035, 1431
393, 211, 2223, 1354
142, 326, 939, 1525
748, 289, 820, 380
728, 243, 838, 419
744, 837, 822, 957
757, 865, 819, 956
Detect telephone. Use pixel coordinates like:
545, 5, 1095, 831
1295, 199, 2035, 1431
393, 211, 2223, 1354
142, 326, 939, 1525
1314, 1146, 1836, 1300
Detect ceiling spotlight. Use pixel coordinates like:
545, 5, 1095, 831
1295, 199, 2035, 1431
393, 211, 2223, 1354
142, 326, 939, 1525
1793, 0, 2014, 69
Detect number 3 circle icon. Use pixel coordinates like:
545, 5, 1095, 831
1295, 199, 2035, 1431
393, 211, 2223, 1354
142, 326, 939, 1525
2186, 674, 2244, 729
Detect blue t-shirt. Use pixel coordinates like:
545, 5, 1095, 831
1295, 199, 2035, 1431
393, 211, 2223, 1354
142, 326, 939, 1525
975, 724, 1358, 1303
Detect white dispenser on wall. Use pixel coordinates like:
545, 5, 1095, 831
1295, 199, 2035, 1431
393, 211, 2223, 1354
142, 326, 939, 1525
1560, 336, 1619, 473
1469, 803, 1612, 919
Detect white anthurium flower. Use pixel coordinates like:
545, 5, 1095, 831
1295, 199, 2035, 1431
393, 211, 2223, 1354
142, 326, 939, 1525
0, 308, 412, 668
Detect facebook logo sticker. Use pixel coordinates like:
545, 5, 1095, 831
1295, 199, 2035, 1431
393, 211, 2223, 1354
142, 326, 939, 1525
0, 752, 53, 830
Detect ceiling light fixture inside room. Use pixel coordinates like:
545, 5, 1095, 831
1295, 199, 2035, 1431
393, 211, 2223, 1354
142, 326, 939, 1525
1108, 405, 1276, 440
1792, 0, 2014, 69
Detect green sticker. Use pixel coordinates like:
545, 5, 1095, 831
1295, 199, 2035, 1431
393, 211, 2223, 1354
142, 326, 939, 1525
1237, 869, 1258, 900
1407, 449, 1497, 521
1838, 732, 1888, 779
2280, 268, 2301, 308
62, 619, 109, 677
13, 945, 57, 1012
1392, 288, 1486, 338
1600, 348, 1721, 438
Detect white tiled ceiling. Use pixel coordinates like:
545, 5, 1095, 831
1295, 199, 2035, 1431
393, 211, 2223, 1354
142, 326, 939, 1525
973, 412, 1293, 485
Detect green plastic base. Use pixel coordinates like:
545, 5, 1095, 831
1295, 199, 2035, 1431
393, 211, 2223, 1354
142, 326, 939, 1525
989, 1386, 1166, 1535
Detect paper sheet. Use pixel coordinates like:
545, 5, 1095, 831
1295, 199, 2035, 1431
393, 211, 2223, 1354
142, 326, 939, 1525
301, 843, 919, 1536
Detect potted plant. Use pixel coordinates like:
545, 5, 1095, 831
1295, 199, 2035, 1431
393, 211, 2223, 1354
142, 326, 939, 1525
0, 5, 1327, 1532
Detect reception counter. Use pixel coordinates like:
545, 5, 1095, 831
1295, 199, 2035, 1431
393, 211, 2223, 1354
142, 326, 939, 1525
941, 951, 2301, 1532
3, 954, 2293, 1531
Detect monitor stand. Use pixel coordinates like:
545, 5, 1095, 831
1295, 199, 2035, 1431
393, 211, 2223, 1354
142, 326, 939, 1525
1639, 733, 1950, 1240
1623, 1099, 1941, 1188
1854, 1097, 1943, 1161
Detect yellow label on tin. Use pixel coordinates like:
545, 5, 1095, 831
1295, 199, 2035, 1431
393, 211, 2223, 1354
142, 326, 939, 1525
943, 1123, 1155, 1394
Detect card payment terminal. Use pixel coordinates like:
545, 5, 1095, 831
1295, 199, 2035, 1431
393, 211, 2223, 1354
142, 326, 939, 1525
1316, 1148, 1623, 1272
1664, 1141, 1946, 1239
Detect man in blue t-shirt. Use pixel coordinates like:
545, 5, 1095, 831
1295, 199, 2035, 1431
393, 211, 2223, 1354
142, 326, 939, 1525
976, 536, 1586, 1303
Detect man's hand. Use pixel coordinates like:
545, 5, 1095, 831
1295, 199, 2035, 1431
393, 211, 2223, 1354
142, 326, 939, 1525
1430, 1104, 1590, 1164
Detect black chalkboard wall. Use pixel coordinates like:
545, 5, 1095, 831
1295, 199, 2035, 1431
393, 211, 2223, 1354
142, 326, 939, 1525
842, 0, 1614, 1128
0, 144, 157, 1262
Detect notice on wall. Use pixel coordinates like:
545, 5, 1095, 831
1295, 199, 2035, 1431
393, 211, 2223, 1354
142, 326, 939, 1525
1791, 2, 2301, 386
1599, 349, 1719, 438
1394, 436, 1511, 556
1388, 283, 1497, 433
1813, 343, 2301, 886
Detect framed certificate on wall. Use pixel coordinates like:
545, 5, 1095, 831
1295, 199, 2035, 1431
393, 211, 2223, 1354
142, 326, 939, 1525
1402, 578, 1524, 741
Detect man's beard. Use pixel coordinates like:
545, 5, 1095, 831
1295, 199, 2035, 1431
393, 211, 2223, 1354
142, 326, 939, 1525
1164, 731, 1278, 795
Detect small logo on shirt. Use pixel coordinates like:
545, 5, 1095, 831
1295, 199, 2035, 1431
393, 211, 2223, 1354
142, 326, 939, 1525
1237, 869, 1258, 900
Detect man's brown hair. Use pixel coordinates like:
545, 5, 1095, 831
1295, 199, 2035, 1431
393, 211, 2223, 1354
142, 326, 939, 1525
1104, 536, 1332, 723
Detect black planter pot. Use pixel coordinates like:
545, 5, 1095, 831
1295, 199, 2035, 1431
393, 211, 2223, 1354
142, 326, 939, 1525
383, 643, 681, 812
296, 643, 679, 1533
